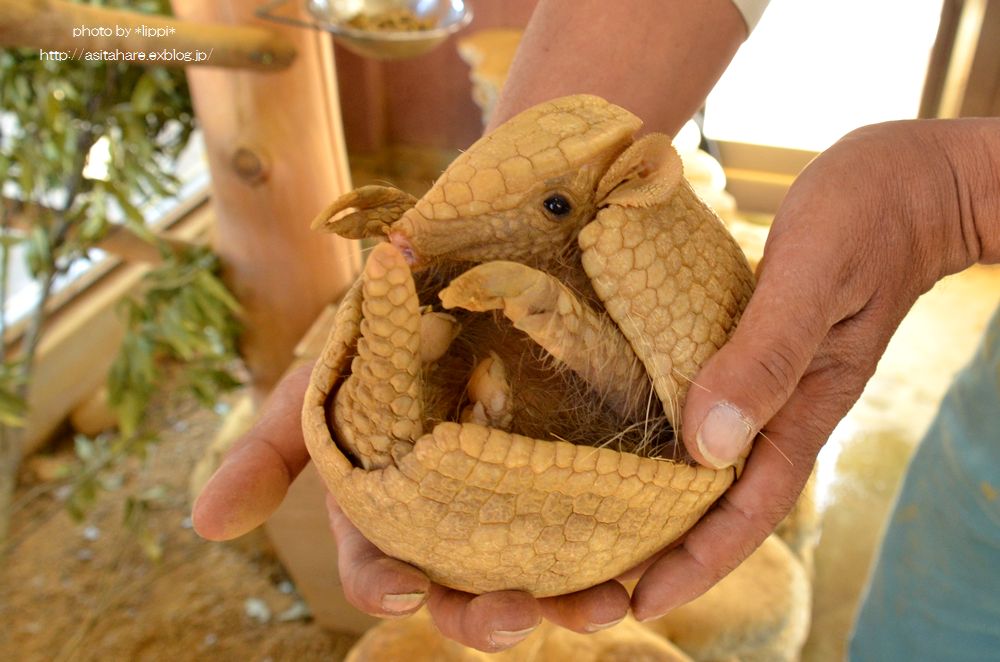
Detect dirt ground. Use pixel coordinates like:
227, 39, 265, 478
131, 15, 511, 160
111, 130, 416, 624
0, 154, 451, 662
0, 389, 357, 662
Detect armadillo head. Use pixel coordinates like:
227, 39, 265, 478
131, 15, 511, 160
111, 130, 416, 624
389, 95, 642, 268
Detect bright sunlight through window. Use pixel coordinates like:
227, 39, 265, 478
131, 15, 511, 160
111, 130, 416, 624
704, 0, 945, 152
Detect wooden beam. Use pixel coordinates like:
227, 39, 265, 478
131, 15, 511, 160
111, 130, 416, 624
0, 0, 295, 70
722, 168, 797, 216
2, 198, 198, 266
97, 224, 196, 265
171, 0, 359, 398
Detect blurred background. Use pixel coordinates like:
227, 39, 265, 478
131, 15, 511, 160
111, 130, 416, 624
0, 0, 997, 659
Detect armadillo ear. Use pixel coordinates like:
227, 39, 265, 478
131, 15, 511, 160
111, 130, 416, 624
595, 134, 683, 208
311, 185, 417, 239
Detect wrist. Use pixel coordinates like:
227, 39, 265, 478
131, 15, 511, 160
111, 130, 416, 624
842, 119, 1000, 290
934, 119, 1000, 267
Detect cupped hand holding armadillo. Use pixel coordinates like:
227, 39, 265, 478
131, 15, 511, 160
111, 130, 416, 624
303, 95, 755, 596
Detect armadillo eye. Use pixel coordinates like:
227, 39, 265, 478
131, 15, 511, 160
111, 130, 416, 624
543, 194, 572, 217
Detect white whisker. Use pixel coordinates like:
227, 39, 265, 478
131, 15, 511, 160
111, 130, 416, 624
759, 430, 793, 466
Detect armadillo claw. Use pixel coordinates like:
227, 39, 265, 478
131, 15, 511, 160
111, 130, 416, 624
311, 185, 418, 239
460, 352, 514, 430
438, 260, 545, 316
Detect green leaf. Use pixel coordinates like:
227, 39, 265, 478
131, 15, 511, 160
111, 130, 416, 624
138, 530, 163, 561
109, 185, 146, 226
115, 391, 143, 440
130, 74, 158, 115
139, 485, 167, 502
79, 183, 109, 244
74, 435, 96, 462
0, 231, 26, 249
0, 366, 26, 410
100, 472, 125, 491
195, 271, 242, 315
26, 225, 53, 278
67, 475, 98, 522
0, 386, 26, 426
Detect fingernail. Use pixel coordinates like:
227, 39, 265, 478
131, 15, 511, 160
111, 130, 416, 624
637, 610, 668, 624
380, 592, 426, 615
489, 625, 536, 648
696, 403, 754, 469
584, 615, 626, 632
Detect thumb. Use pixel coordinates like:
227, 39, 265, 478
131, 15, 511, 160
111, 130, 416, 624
681, 269, 833, 469
192, 364, 313, 540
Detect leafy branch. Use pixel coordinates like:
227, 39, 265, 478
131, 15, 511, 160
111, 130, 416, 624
0, 0, 242, 546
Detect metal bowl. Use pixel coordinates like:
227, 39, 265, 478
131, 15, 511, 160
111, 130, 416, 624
307, 0, 472, 60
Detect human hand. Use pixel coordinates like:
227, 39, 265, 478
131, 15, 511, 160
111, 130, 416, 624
192, 365, 631, 652
631, 118, 1000, 620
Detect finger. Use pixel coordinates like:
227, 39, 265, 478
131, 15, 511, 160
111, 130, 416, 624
633, 319, 883, 621
631, 432, 808, 621
426, 585, 541, 652
538, 579, 630, 633
326, 493, 431, 617
614, 545, 674, 583
192, 364, 314, 540
681, 238, 851, 469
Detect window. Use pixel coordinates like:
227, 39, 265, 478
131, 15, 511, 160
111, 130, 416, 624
704, 0, 945, 152
0, 126, 209, 328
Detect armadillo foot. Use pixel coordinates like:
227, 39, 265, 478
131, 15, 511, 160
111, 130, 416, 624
419, 310, 460, 365
460, 351, 514, 430
439, 260, 651, 421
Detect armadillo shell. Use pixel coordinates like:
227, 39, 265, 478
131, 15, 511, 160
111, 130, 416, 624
302, 282, 740, 597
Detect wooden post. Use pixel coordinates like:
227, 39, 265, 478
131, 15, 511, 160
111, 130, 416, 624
0, 0, 295, 70
936, 0, 1000, 117
919, 0, 964, 119
171, 0, 359, 397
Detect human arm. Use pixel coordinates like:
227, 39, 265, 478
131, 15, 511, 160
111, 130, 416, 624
487, 0, 747, 135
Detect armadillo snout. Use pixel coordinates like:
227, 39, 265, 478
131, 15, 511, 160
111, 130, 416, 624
388, 231, 418, 267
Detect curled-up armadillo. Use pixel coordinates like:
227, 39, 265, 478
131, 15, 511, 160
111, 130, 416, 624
302, 95, 755, 596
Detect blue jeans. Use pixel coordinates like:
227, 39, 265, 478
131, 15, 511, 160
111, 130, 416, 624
850, 306, 1000, 660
